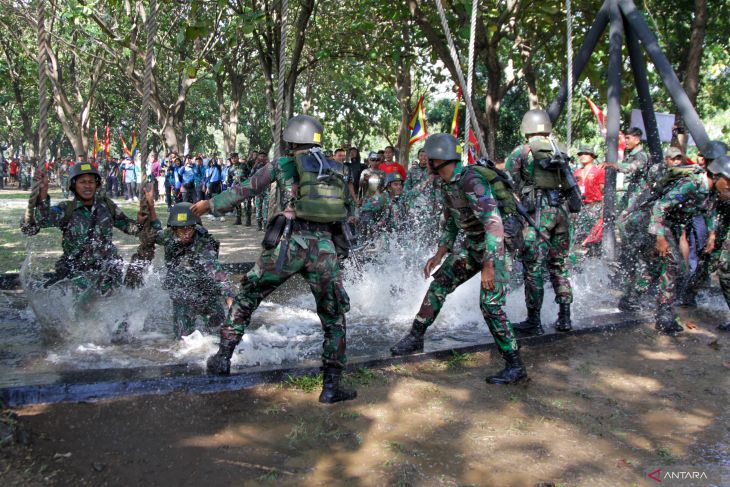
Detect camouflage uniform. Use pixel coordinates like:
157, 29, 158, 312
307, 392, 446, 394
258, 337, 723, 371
359, 191, 409, 239
59, 163, 70, 198
620, 167, 711, 313
411, 163, 517, 354
230, 162, 253, 224
505, 138, 572, 310
402, 164, 442, 245
33, 195, 144, 298
150, 221, 233, 337
686, 197, 729, 299
209, 154, 352, 368
617, 145, 649, 212
718, 228, 730, 311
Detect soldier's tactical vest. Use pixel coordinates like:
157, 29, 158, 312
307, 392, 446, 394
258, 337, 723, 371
469, 165, 516, 216
442, 168, 494, 235
526, 138, 563, 189
294, 152, 347, 223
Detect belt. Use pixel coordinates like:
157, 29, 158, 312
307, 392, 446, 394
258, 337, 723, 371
292, 219, 334, 232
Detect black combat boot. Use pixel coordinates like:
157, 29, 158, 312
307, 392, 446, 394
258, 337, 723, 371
553, 303, 572, 332
486, 350, 528, 385
390, 323, 426, 356
245, 214, 252, 226
318, 367, 357, 404
678, 290, 697, 308
234, 216, 242, 225
618, 294, 641, 312
256, 218, 264, 231
206, 335, 241, 375
512, 308, 544, 336
718, 322, 730, 332
655, 305, 683, 335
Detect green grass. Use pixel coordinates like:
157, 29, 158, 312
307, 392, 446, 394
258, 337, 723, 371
257, 470, 280, 481
447, 350, 475, 368
282, 373, 322, 393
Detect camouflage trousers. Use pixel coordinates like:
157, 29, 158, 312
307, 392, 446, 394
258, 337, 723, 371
413, 246, 518, 353
622, 231, 681, 306
255, 192, 269, 223
171, 295, 225, 339
235, 198, 253, 221
521, 203, 572, 309
224, 228, 350, 368
687, 219, 728, 298
717, 229, 730, 309
572, 202, 602, 249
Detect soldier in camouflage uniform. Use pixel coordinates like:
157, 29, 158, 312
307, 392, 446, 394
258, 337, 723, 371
253, 152, 270, 231
617, 158, 711, 334
143, 201, 234, 338
25, 163, 148, 308
390, 134, 526, 385
505, 109, 576, 335
705, 155, 730, 331
682, 142, 728, 307
357, 172, 409, 241
402, 148, 442, 246
228, 153, 248, 225
604, 127, 650, 212
59, 159, 71, 198
191, 115, 357, 403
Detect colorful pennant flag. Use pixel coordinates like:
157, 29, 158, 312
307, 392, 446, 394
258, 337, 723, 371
130, 130, 138, 158
451, 87, 462, 138
103, 125, 111, 160
466, 128, 479, 165
408, 95, 428, 146
92, 128, 100, 160
120, 133, 131, 157
585, 96, 606, 136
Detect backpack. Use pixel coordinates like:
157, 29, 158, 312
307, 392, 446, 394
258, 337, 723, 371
468, 163, 517, 216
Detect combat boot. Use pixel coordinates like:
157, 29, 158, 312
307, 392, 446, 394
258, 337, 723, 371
678, 290, 697, 308
318, 367, 357, 404
486, 350, 528, 385
512, 308, 544, 336
390, 323, 426, 356
206, 334, 241, 375
234, 216, 242, 225
618, 294, 641, 312
655, 305, 683, 335
553, 303, 572, 332
245, 214, 252, 226
257, 218, 264, 231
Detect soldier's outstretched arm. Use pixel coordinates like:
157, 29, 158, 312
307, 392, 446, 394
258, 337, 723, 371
190, 162, 275, 217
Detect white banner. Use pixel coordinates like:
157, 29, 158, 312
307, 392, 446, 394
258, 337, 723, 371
630, 109, 695, 146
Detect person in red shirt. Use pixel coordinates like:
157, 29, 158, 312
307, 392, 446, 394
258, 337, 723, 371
573, 144, 605, 250
377, 145, 407, 181
9, 159, 18, 186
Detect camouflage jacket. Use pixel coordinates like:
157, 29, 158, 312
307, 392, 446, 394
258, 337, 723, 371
438, 163, 504, 262
402, 165, 442, 211
618, 146, 650, 194
34, 195, 142, 271
210, 154, 354, 218
150, 220, 234, 298
359, 191, 409, 234
648, 168, 711, 236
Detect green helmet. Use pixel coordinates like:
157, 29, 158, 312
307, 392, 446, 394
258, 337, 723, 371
282, 115, 324, 146
576, 144, 596, 157
167, 202, 200, 227
707, 155, 730, 180
520, 109, 552, 136
424, 133, 462, 161
384, 172, 404, 186
701, 140, 728, 160
68, 162, 101, 192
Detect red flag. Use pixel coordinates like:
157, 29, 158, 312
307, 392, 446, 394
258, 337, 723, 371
119, 133, 131, 157
585, 96, 606, 136
582, 218, 604, 246
467, 128, 479, 165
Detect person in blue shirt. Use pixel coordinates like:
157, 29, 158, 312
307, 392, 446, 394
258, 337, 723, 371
179, 157, 197, 203
123, 157, 138, 201
193, 156, 206, 202
206, 158, 222, 197
221, 159, 231, 191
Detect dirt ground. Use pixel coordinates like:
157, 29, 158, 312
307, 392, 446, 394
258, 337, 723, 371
2, 318, 729, 487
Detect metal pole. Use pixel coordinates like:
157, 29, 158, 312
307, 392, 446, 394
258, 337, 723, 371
548, 0, 610, 123
618, 0, 709, 149
624, 16, 663, 167
602, 0, 622, 261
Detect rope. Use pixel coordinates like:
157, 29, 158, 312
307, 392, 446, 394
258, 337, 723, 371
273, 0, 288, 160
37, 0, 49, 167
433, 0, 487, 158
463, 0, 478, 163
566, 0, 573, 150
139, 0, 157, 190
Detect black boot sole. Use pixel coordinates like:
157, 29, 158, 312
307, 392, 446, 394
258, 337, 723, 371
486, 374, 529, 385
513, 326, 544, 337
318, 391, 358, 404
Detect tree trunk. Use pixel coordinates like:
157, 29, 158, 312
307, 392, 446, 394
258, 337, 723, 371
674, 0, 707, 152
395, 59, 412, 166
